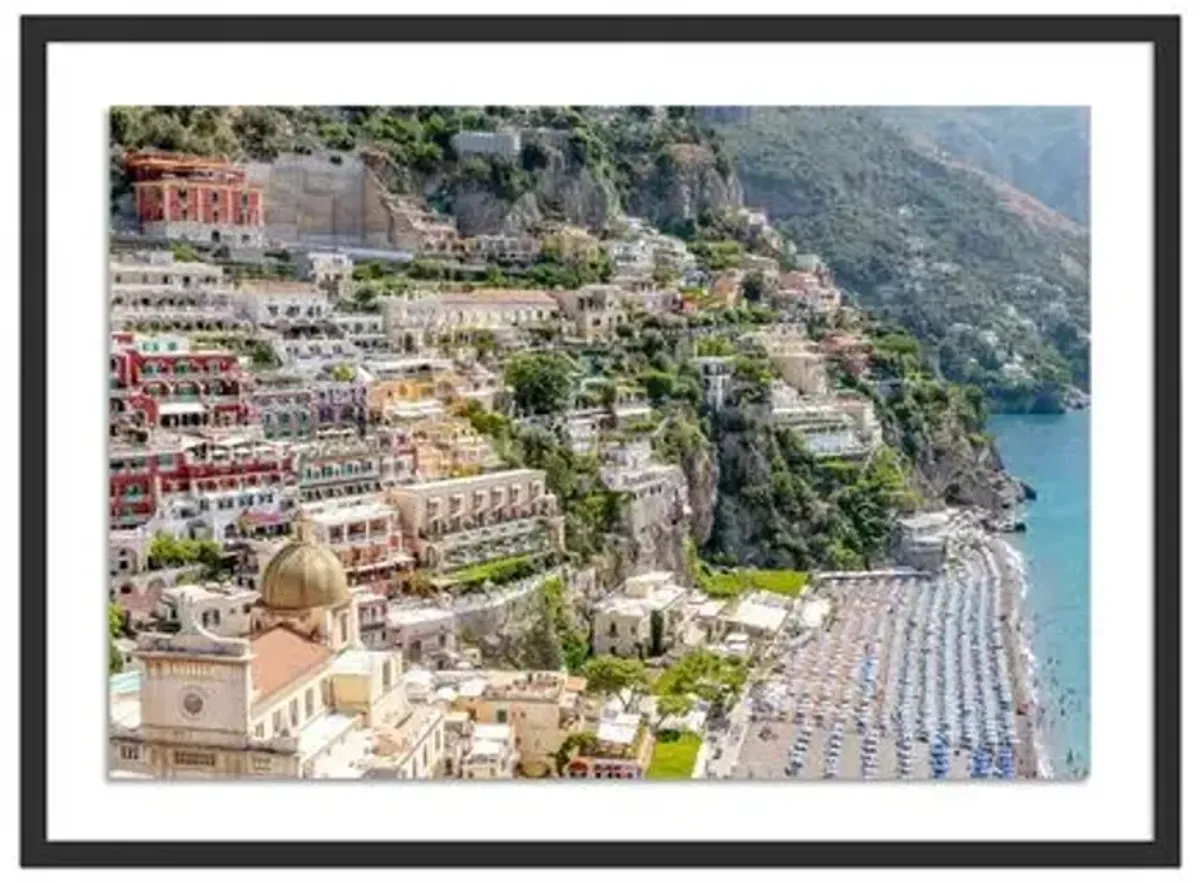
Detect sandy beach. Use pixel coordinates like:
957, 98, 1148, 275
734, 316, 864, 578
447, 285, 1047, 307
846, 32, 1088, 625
731, 526, 1045, 781
988, 534, 1052, 779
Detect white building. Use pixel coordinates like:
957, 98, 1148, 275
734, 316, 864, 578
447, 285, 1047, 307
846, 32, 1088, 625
695, 356, 736, 410
274, 337, 363, 375
722, 592, 793, 640
770, 384, 882, 459
598, 443, 691, 552
110, 252, 225, 292
384, 289, 559, 350
450, 130, 522, 159
385, 605, 458, 667
156, 583, 260, 637
234, 280, 330, 327
460, 722, 518, 780
300, 251, 354, 299
592, 571, 689, 658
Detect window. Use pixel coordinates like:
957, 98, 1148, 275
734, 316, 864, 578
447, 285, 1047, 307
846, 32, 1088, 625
273, 709, 283, 734
119, 744, 140, 761
255, 723, 265, 739
339, 613, 348, 644
173, 750, 216, 767
382, 661, 392, 691
289, 698, 299, 728
495, 709, 508, 725
305, 688, 314, 719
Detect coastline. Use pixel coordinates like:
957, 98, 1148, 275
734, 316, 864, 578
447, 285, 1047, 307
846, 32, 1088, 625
987, 533, 1052, 779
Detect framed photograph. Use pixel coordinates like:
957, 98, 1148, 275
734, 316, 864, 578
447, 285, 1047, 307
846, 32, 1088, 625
19, 13, 1180, 869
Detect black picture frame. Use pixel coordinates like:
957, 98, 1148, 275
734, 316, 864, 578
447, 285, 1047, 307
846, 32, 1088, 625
19, 14, 1181, 869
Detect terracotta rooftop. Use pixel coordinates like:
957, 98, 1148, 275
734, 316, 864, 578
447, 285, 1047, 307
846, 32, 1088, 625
250, 626, 334, 708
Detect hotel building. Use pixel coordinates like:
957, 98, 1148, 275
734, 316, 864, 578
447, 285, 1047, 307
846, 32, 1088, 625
126, 151, 264, 247
384, 289, 559, 350
110, 333, 251, 435
388, 469, 563, 572
304, 501, 414, 595
109, 429, 298, 540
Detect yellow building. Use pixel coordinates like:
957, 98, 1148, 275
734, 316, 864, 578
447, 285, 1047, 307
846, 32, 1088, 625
410, 415, 500, 481
109, 523, 443, 780
367, 378, 438, 420
452, 671, 587, 777
368, 366, 502, 420
540, 225, 603, 264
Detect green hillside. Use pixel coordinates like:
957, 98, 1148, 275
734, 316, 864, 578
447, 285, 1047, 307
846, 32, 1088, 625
709, 107, 1089, 412
879, 107, 1089, 225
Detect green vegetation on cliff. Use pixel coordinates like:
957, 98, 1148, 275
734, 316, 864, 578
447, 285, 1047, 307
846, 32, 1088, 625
111, 106, 740, 233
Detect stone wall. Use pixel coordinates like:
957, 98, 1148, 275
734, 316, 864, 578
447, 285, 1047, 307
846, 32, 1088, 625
246, 152, 379, 248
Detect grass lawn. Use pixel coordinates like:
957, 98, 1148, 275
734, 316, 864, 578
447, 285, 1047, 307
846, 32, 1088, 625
697, 567, 809, 598
646, 732, 703, 780
441, 554, 538, 590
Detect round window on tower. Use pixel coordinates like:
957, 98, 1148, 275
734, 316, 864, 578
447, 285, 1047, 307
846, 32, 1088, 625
181, 690, 206, 718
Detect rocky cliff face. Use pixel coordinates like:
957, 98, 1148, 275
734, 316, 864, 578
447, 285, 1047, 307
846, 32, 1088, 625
678, 439, 718, 547
907, 431, 1026, 514
626, 143, 744, 228
433, 142, 622, 236
603, 524, 689, 587
436, 139, 742, 237
600, 466, 694, 585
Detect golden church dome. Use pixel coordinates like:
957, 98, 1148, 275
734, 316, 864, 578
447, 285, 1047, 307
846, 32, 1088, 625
259, 518, 349, 611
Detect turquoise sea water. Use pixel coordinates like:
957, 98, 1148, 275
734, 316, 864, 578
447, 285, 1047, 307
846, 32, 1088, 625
989, 410, 1090, 778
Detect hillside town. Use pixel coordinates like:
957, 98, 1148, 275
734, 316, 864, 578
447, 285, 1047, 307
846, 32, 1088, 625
107, 139, 1041, 782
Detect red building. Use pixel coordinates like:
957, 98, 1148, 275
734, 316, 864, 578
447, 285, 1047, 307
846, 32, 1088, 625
110, 430, 297, 532
126, 151, 264, 247
110, 333, 251, 436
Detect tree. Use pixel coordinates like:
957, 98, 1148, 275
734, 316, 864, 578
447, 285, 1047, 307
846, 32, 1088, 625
638, 369, 676, 406
652, 264, 677, 288
582, 655, 650, 703
554, 732, 599, 775
655, 650, 748, 712
504, 353, 575, 416
147, 531, 185, 569
741, 271, 766, 303
108, 602, 126, 675
330, 363, 357, 382
351, 283, 379, 312
657, 693, 694, 720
